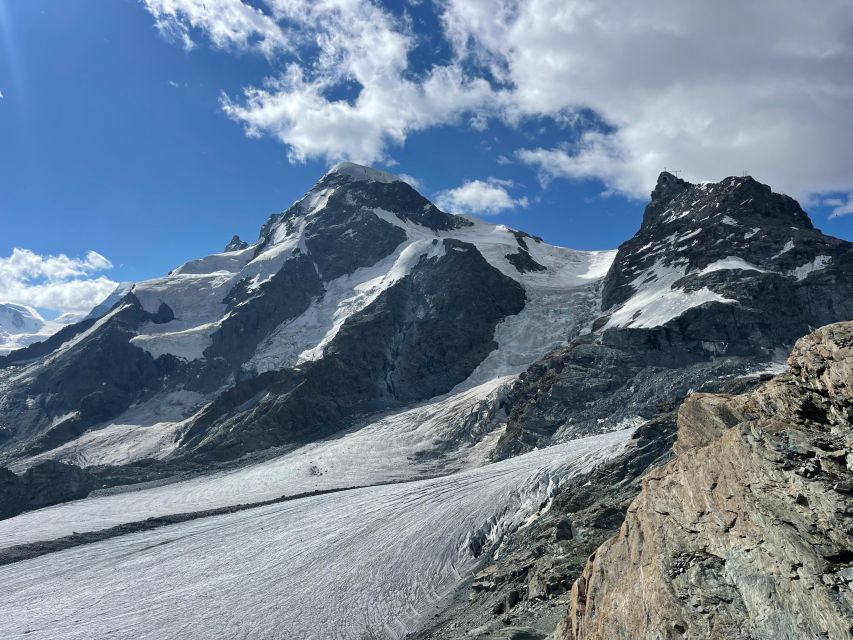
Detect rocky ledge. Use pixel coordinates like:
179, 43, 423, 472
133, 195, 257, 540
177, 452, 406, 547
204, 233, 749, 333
563, 321, 853, 640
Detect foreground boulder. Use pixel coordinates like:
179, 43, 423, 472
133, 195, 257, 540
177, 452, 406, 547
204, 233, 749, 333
564, 321, 853, 640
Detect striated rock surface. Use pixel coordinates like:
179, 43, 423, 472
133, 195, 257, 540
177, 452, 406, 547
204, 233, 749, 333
564, 321, 853, 640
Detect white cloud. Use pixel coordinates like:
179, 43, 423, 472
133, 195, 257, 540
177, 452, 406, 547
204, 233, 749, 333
146, 0, 495, 165
0, 248, 118, 313
143, 0, 288, 55
436, 178, 528, 215
143, 0, 853, 205
396, 173, 423, 190
828, 195, 853, 219
439, 0, 853, 201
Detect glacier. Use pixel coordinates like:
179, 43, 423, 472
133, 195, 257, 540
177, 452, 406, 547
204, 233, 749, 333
0, 428, 631, 640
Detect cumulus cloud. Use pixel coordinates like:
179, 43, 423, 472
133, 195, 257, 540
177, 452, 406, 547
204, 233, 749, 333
0, 248, 118, 313
143, 0, 853, 207
146, 0, 495, 165
436, 178, 528, 215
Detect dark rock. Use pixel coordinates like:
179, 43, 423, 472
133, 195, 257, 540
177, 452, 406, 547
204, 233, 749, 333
506, 248, 547, 273
224, 235, 249, 252
0, 461, 96, 520
204, 253, 324, 367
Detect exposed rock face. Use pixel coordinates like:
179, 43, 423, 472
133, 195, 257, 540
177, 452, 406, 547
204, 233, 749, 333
412, 379, 761, 640
0, 295, 180, 457
224, 235, 248, 252
0, 461, 96, 520
564, 321, 853, 640
495, 172, 853, 459
180, 238, 525, 458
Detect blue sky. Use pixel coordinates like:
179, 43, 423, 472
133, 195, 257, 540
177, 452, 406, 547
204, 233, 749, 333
1, 0, 851, 316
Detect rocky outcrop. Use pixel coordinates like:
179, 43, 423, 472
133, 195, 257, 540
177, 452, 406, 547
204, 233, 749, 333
224, 235, 248, 252
564, 321, 853, 640
0, 461, 97, 520
413, 379, 760, 640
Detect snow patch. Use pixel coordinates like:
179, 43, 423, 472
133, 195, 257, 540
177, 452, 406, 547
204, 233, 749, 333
772, 240, 794, 259
605, 260, 737, 330
699, 256, 768, 275
789, 255, 831, 281
326, 162, 400, 184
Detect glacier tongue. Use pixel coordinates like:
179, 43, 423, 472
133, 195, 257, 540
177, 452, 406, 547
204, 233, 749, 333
0, 429, 632, 640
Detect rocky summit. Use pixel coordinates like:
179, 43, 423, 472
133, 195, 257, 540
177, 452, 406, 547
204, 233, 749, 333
0, 166, 850, 640
495, 171, 853, 460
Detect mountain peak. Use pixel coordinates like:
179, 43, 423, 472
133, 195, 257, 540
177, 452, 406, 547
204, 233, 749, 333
642, 172, 812, 230
325, 162, 400, 185
224, 235, 249, 252
652, 170, 689, 197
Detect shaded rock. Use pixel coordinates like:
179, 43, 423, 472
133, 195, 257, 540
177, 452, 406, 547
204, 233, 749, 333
224, 235, 248, 252
180, 238, 526, 459
0, 461, 96, 520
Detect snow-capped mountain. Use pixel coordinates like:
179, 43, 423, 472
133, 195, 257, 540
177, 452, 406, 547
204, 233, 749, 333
0, 304, 75, 356
0, 283, 134, 357
0, 303, 46, 334
413, 173, 853, 637
0, 163, 613, 468
495, 171, 853, 459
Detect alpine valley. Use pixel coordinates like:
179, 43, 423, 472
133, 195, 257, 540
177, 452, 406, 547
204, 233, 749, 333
1, 164, 851, 640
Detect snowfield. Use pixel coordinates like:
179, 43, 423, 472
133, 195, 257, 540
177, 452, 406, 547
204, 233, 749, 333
0, 429, 632, 640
